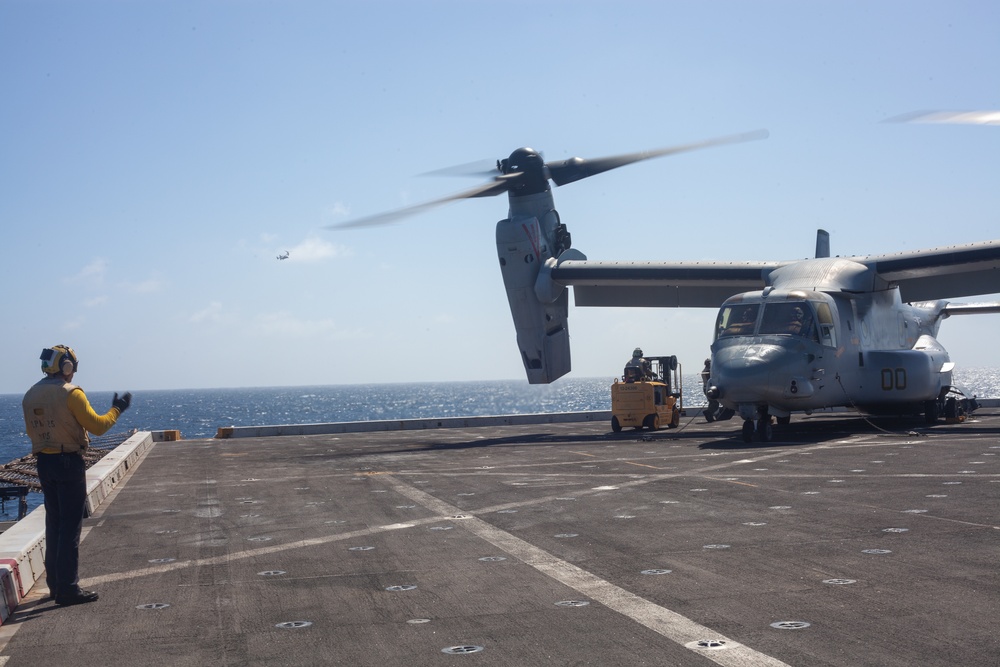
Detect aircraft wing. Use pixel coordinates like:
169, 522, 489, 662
854, 239, 1000, 301
550, 259, 779, 308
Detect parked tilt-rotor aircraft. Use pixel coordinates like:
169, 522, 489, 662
333, 131, 1000, 441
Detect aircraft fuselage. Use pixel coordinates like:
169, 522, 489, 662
708, 285, 951, 421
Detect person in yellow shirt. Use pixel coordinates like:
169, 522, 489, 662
22, 345, 132, 606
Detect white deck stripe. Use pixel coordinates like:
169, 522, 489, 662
383, 475, 793, 667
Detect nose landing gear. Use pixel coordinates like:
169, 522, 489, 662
741, 413, 774, 443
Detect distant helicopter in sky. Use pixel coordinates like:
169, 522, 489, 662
331, 129, 1000, 441
277, 251, 290, 261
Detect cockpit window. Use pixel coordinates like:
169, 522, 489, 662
759, 301, 818, 341
716, 304, 760, 339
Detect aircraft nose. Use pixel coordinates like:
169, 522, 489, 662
711, 343, 797, 404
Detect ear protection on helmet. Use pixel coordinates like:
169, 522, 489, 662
40, 345, 78, 375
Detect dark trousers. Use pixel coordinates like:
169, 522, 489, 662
36, 453, 87, 596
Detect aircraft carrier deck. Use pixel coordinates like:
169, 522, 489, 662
0, 409, 997, 666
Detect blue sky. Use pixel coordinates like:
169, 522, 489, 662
2, 0, 998, 393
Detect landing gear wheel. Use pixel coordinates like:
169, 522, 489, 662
924, 400, 940, 424
668, 407, 680, 428
611, 416, 622, 433
757, 417, 773, 442
741, 420, 754, 443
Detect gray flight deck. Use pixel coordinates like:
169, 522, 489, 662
1, 409, 998, 666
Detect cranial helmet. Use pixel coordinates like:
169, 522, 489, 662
40, 345, 78, 375
633, 347, 644, 358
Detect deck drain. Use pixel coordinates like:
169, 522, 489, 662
348, 546, 374, 551
478, 556, 506, 562
247, 536, 272, 542
823, 579, 856, 585
275, 621, 312, 629
641, 569, 672, 575
442, 646, 484, 654
457, 493, 476, 496
770, 621, 810, 630
241, 478, 260, 482
688, 639, 728, 650
258, 570, 286, 576
554, 533, 578, 538
451, 515, 470, 520
660, 500, 679, 504
703, 544, 730, 549
555, 600, 590, 607
862, 549, 892, 554
239, 514, 261, 518
239, 500, 259, 505
614, 515, 636, 519
690, 489, 708, 492
556, 497, 576, 501
325, 520, 346, 524
154, 530, 178, 535
883, 528, 909, 533
743, 522, 767, 526
802, 491, 820, 495
385, 585, 417, 591
407, 618, 431, 624
943, 481, 962, 485
396, 505, 416, 509
148, 558, 176, 564
769, 506, 791, 510
926, 494, 948, 498
430, 526, 454, 531
496, 509, 518, 514
136, 603, 170, 610
902, 509, 927, 514
161, 509, 180, 514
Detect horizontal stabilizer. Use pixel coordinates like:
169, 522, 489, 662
941, 302, 1000, 316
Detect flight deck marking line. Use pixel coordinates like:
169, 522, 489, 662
381, 474, 793, 667
81, 521, 436, 587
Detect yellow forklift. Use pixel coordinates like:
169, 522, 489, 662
611, 356, 683, 432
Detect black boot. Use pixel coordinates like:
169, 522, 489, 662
55, 588, 99, 606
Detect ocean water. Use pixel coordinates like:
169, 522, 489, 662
2, 369, 997, 520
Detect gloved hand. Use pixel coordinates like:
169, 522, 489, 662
112, 391, 133, 414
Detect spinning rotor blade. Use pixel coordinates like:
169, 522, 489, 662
329, 129, 768, 229
546, 129, 769, 186
327, 176, 514, 229
419, 158, 500, 179
885, 110, 1000, 126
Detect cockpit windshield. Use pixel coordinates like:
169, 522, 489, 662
716, 300, 824, 343
758, 301, 818, 340
716, 304, 760, 338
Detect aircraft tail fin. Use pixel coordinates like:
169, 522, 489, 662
815, 229, 830, 258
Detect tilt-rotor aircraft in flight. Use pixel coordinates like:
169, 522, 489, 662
332, 130, 1000, 441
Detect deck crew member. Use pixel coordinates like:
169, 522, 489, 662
701, 358, 721, 422
624, 347, 652, 382
22, 345, 132, 607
